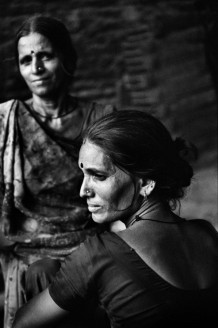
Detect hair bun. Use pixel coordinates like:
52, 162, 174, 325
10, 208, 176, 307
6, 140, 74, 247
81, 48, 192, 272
172, 137, 196, 188
174, 137, 198, 163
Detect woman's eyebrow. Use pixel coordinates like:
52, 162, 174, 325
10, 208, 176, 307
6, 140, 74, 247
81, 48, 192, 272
19, 54, 31, 62
85, 168, 107, 175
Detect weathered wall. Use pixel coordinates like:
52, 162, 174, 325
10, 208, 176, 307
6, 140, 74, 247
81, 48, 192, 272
0, 0, 217, 228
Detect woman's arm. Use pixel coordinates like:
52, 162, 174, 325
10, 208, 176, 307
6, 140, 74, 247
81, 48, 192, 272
12, 288, 69, 328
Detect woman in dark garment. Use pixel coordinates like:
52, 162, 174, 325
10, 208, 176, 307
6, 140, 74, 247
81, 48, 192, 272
0, 15, 115, 328
12, 110, 218, 328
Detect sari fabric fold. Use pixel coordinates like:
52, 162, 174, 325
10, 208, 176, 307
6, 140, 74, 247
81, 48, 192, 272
0, 98, 114, 328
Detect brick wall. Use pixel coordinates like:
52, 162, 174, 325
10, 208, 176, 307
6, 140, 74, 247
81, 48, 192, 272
0, 0, 217, 227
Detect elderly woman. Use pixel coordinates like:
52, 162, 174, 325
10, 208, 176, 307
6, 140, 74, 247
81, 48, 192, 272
0, 15, 114, 328
13, 110, 218, 328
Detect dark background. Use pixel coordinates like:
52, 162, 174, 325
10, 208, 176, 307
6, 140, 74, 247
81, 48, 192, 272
0, 0, 217, 225
2, 0, 216, 222
0, 0, 217, 324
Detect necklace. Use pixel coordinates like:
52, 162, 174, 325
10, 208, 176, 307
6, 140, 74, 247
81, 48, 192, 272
125, 199, 185, 228
29, 97, 77, 119
135, 215, 183, 224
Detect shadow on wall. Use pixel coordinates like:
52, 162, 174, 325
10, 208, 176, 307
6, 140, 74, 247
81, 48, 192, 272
178, 163, 217, 230
177, 0, 218, 229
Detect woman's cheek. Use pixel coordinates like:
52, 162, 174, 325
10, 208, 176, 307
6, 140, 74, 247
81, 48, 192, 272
110, 179, 135, 211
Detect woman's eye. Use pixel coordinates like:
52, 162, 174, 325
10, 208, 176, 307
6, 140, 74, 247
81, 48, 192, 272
93, 174, 106, 181
39, 53, 53, 61
20, 56, 32, 65
42, 55, 50, 60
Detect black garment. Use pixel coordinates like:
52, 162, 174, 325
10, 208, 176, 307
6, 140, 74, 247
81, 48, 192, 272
25, 257, 110, 328
49, 230, 218, 328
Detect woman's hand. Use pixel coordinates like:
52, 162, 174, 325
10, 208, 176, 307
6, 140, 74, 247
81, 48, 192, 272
109, 220, 126, 232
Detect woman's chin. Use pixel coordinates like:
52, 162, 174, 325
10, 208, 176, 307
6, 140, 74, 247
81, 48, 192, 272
91, 212, 124, 226
91, 213, 106, 224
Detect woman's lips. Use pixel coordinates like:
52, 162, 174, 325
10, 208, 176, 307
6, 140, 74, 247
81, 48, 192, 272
32, 78, 49, 84
87, 204, 102, 213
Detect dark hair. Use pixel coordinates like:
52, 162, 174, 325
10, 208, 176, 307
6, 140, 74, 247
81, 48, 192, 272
82, 110, 194, 209
15, 15, 77, 81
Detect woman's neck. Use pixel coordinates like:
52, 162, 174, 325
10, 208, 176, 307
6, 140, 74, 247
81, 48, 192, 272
124, 196, 178, 228
31, 93, 68, 118
109, 198, 184, 233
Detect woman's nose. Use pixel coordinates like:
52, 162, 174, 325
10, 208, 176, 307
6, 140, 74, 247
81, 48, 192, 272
31, 58, 43, 74
80, 178, 93, 198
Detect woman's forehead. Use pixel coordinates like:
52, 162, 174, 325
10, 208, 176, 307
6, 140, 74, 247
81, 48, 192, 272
18, 33, 53, 53
79, 141, 114, 171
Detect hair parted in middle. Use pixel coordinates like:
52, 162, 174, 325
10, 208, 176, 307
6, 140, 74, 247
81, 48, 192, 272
15, 14, 77, 82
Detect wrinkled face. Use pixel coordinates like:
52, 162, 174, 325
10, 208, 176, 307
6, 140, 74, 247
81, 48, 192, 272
79, 140, 142, 224
18, 32, 66, 98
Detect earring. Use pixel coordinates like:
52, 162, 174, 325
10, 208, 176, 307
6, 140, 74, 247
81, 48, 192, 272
146, 180, 156, 196
150, 180, 155, 190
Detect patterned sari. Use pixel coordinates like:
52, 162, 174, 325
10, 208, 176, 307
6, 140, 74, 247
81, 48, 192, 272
0, 98, 114, 328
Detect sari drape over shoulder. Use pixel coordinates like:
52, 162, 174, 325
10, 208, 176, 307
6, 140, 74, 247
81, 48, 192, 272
0, 98, 115, 328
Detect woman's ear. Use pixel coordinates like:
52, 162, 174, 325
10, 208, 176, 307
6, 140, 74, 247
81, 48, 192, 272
139, 179, 156, 198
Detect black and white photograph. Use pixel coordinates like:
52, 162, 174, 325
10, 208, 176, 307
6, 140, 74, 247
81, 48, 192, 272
0, 1, 217, 327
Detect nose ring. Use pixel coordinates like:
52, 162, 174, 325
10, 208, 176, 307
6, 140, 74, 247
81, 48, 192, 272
37, 66, 43, 72
85, 189, 90, 194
